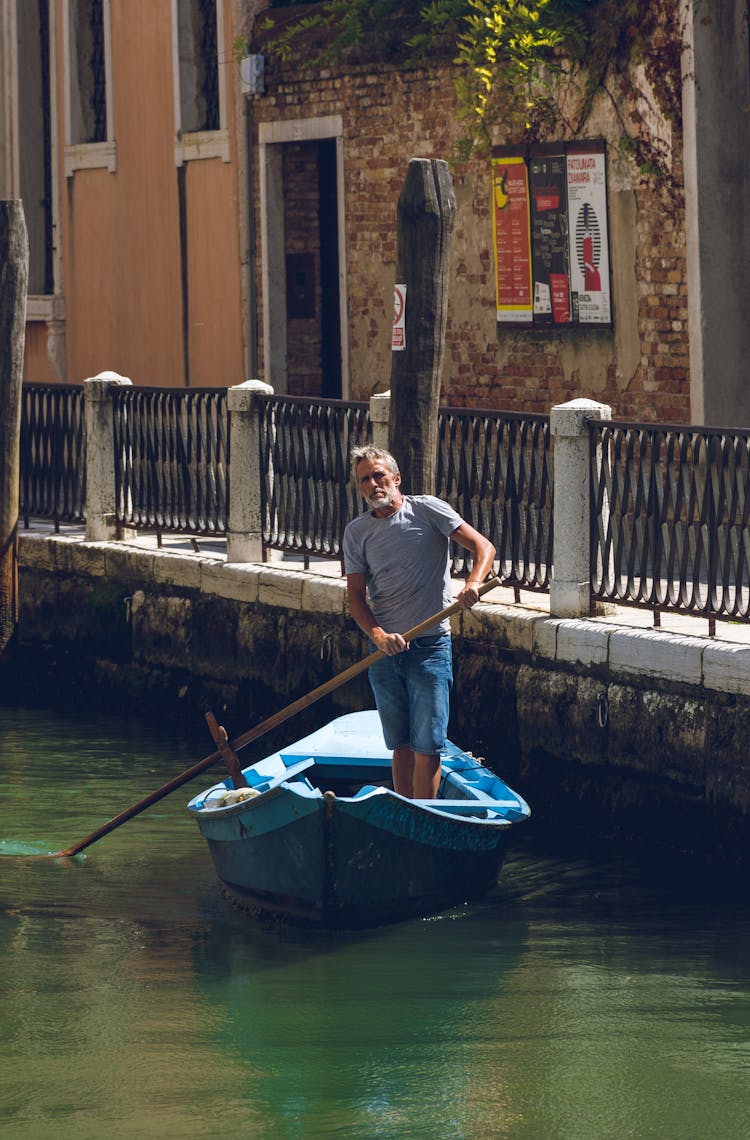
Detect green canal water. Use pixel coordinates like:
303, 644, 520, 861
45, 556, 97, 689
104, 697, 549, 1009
1, 704, 749, 1140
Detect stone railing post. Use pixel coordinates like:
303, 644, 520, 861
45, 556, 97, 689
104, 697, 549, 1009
550, 397, 611, 618
83, 371, 132, 542
227, 379, 274, 563
369, 390, 390, 451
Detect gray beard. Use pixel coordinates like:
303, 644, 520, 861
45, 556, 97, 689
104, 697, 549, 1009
366, 487, 399, 510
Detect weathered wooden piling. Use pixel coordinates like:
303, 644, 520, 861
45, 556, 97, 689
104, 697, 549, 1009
389, 158, 456, 494
0, 200, 29, 654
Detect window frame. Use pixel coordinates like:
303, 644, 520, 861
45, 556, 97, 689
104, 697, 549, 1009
62, 0, 116, 177
171, 0, 230, 166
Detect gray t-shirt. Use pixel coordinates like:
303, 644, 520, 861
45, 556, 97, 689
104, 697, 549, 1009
343, 495, 464, 637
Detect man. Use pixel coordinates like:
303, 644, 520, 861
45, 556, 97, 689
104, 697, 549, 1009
343, 446, 496, 800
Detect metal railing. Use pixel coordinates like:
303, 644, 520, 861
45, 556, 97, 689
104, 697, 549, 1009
254, 397, 554, 583
23, 382, 750, 630
437, 407, 552, 591
19, 383, 86, 528
257, 394, 370, 564
16, 385, 554, 590
590, 418, 750, 626
112, 386, 228, 537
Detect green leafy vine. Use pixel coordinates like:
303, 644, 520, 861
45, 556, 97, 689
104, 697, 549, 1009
257, 0, 683, 189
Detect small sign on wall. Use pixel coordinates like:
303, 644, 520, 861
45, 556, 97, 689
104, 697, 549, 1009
392, 284, 406, 350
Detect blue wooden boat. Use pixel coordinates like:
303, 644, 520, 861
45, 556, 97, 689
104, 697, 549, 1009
187, 710, 530, 927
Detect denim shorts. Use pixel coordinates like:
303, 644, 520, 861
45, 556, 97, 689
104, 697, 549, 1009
368, 635, 453, 755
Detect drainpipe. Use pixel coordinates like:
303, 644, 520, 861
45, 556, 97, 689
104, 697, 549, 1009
177, 164, 190, 388
235, 2, 265, 381
243, 92, 258, 378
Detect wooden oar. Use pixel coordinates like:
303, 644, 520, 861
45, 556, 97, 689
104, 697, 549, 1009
205, 711, 249, 789
50, 576, 501, 857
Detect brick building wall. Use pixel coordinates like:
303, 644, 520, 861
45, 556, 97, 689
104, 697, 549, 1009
252, 37, 690, 424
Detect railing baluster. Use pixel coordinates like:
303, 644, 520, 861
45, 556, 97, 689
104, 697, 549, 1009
590, 417, 750, 625
437, 405, 552, 593
108, 385, 228, 537
19, 383, 85, 527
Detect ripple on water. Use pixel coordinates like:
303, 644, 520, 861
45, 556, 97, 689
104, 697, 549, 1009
0, 839, 69, 858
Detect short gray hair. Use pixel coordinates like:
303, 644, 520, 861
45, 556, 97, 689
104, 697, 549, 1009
350, 446, 399, 484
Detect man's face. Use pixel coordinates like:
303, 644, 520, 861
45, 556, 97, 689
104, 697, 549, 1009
356, 459, 402, 512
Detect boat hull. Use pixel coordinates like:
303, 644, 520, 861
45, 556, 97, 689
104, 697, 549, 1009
207, 794, 510, 927
188, 711, 529, 928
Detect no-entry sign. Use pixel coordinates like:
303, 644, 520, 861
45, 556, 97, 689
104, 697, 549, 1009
392, 284, 406, 350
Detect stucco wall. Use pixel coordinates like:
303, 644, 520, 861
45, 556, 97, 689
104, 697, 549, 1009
23, 0, 245, 389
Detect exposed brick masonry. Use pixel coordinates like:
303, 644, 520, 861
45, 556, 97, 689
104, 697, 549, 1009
254, 45, 690, 423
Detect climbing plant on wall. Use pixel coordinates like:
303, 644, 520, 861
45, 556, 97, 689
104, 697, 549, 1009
259, 0, 683, 188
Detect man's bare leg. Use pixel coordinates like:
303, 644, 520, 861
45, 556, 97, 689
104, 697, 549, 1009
413, 752, 440, 798
392, 745, 415, 796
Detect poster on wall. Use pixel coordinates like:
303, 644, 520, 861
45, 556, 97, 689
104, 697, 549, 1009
492, 155, 533, 324
529, 150, 570, 325
566, 145, 611, 325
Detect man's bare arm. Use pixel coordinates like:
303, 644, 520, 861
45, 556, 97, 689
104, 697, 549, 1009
451, 523, 496, 609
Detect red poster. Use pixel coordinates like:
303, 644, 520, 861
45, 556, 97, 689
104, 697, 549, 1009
492, 156, 533, 324
549, 273, 571, 323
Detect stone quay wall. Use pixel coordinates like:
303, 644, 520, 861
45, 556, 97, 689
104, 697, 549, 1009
11, 531, 750, 868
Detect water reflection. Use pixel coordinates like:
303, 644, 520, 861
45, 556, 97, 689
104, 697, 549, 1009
184, 894, 528, 1137
1, 705, 749, 1139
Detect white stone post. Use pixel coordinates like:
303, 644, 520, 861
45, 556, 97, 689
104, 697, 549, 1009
83, 371, 132, 542
550, 397, 611, 618
226, 379, 274, 563
369, 390, 390, 451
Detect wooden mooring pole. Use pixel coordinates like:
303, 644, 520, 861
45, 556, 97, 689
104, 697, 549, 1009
0, 201, 29, 656
388, 158, 456, 495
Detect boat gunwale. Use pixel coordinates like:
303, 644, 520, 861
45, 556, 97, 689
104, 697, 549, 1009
187, 710, 530, 827
188, 775, 527, 827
